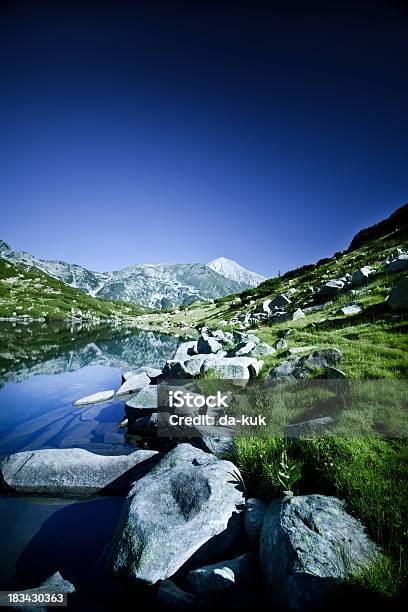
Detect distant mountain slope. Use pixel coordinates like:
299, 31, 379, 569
0, 241, 262, 308
207, 257, 265, 287
0, 257, 143, 322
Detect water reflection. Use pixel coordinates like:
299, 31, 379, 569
0, 321, 180, 384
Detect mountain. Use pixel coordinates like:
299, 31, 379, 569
0, 241, 262, 308
208, 256, 265, 287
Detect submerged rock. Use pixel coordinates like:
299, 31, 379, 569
73, 389, 115, 406
260, 494, 378, 610
0, 448, 158, 495
110, 443, 245, 584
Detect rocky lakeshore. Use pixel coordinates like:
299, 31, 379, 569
0, 324, 387, 610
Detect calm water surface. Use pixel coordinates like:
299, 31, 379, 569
0, 322, 179, 599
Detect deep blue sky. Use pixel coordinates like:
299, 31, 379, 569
0, 0, 407, 277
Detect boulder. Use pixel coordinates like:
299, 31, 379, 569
269, 294, 291, 309
233, 332, 261, 345
259, 494, 378, 609
173, 341, 198, 360
275, 338, 288, 350
163, 355, 219, 379
386, 254, 408, 272
268, 349, 342, 384
212, 330, 234, 345
232, 340, 256, 357
319, 280, 344, 297
185, 553, 255, 595
125, 385, 158, 412
244, 498, 267, 546
0, 448, 158, 496
73, 389, 114, 406
351, 266, 372, 284
134, 366, 163, 380
116, 372, 151, 396
292, 308, 306, 321
200, 434, 234, 456
110, 444, 245, 584
197, 335, 223, 354
158, 580, 196, 609
247, 342, 276, 358
254, 300, 273, 314
388, 276, 408, 310
201, 357, 261, 385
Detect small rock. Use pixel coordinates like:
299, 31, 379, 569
73, 389, 115, 406
340, 304, 362, 316
247, 342, 276, 357
185, 553, 255, 595
351, 266, 372, 284
286, 416, 335, 436
232, 340, 256, 356
275, 338, 288, 350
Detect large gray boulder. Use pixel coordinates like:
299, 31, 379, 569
0, 448, 158, 496
269, 294, 292, 310
185, 552, 255, 595
125, 385, 159, 412
260, 494, 378, 610
201, 356, 261, 384
388, 276, 408, 311
231, 340, 256, 357
110, 443, 245, 584
319, 280, 344, 297
254, 299, 273, 314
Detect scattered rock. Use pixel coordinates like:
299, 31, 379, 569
286, 416, 335, 436
232, 340, 256, 357
73, 389, 115, 406
201, 356, 262, 385
268, 348, 342, 384
0, 448, 158, 495
197, 335, 223, 354
351, 266, 372, 284
287, 346, 316, 355
260, 494, 378, 609
275, 338, 288, 350
173, 341, 198, 360
116, 372, 151, 396
269, 294, 292, 309
388, 276, 408, 310
110, 443, 245, 584
185, 553, 255, 595
244, 498, 267, 546
247, 342, 276, 358
125, 385, 158, 412
386, 254, 408, 272
339, 303, 362, 316
292, 308, 306, 320
319, 280, 344, 297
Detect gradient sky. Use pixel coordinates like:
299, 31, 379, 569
0, 0, 407, 277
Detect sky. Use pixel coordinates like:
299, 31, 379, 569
0, 0, 407, 278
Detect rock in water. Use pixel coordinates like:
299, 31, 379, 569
110, 443, 245, 584
0, 572, 76, 607
259, 494, 378, 610
0, 448, 158, 495
388, 276, 408, 310
116, 372, 151, 396
73, 389, 115, 406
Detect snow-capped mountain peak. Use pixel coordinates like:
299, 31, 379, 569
207, 257, 265, 288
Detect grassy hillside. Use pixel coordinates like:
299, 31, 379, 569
137, 204, 408, 598
0, 258, 144, 321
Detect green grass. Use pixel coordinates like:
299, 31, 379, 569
0, 258, 144, 321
